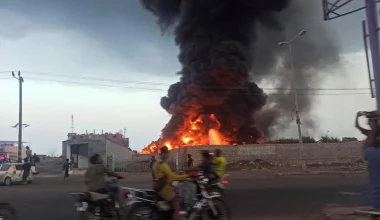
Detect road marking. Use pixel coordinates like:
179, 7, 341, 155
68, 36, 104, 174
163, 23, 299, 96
339, 191, 361, 196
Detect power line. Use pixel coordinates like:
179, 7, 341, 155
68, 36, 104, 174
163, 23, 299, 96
0, 70, 373, 95
20, 70, 372, 91
19, 76, 372, 96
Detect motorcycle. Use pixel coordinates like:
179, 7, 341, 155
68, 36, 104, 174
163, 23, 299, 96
124, 172, 231, 220
207, 174, 229, 197
70, 179, 129, 220
0, 203, 17, 220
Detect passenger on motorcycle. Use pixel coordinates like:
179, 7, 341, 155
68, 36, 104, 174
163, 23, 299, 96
199, 150, 218, 181
212, 149, 227, 179
153, 146, 189, 220
84, 154, 125, 208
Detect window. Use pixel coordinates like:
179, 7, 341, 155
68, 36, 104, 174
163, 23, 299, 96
0, 164, 11, 171
15, 165, 23, 170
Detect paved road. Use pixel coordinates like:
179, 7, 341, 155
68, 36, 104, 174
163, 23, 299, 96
0, 174, 371, 220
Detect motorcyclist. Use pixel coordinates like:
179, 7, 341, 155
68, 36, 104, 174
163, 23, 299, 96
198, 150, 214, 177
212, 149, 227, 180
153, 146, 188, 220
84, 154, 124, 213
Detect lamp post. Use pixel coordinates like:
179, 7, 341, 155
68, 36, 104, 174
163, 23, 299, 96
278, 30, 307, 171
12, 71, 24, 162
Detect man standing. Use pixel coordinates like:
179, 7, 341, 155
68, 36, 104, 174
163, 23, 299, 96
25, 146, 32, 162
150, 156, 157, 179
187, 154, 193, 169
22, 158, 31, 185
63, 159, 70, 179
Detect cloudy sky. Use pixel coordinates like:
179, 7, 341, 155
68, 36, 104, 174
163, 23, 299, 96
0, 0, 377, 155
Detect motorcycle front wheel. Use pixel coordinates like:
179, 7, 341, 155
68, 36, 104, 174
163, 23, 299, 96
201, 198, 231, 220
0, 207, 17, 220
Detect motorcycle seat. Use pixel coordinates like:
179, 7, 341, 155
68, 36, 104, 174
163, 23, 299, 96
88, 192, 110, 201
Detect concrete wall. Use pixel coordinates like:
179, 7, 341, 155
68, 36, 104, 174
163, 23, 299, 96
105, 139, 134, 163
171, 141, 363, 170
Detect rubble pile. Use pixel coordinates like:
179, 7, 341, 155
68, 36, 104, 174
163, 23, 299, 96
228, 159, 273, 170
308, 160, 367, 172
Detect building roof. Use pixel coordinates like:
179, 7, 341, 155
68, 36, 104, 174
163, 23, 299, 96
0, 141, 28, 144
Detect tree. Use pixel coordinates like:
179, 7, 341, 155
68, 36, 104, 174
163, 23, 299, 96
342, 137, 358, 142
302, 136, 317, 143
320, 135, 340, 143
268, 136, 316, 144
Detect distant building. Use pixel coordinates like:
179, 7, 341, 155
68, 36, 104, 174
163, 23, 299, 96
62, 132, 133, 169
0, 141, 28, 162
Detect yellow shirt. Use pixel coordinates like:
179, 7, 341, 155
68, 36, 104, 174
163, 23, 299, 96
154, 160, 188, 184
213, 156, 227, 177
153, 160, 188, 201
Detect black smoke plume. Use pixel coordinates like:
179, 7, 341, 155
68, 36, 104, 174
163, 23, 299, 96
140, 0, 340, 150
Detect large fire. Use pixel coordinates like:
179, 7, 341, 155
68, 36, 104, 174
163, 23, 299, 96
140, 114, 264, 154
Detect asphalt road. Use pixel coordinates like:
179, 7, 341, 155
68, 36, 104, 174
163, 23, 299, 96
0, 174, 371, 220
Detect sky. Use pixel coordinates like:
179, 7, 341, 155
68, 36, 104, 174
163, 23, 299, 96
0, 0, 377, 155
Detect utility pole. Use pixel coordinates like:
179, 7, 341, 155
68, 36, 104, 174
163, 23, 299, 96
12, 71, 24, 162
364, 0, 380, 107
278, 30, 307, 171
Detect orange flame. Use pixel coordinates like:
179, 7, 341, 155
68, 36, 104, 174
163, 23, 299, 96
140, 113, 264, 154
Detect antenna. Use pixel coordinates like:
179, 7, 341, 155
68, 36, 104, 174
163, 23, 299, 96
123, 127, 126, 137
70, 115, 75, 133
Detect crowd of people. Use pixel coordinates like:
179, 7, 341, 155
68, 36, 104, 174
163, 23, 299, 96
81, 146, 226, 219
148, 147, 227, 220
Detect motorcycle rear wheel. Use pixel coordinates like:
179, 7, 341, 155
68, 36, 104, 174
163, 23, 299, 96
127, 203, 158, 220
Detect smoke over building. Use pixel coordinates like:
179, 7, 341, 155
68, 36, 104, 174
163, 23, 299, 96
140, 0, 340, 154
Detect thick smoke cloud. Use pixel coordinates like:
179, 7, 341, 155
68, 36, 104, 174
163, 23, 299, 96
141, 0, 291, 145
141, 0, 340, 145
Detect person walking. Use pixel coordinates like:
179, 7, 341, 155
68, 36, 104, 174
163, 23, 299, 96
25, 146, 32, 163
63, 159, 70, 179
150, 156, 157, 179
33, 153, 40, 169
22, 158, 31, 185
187, 154, 193, 169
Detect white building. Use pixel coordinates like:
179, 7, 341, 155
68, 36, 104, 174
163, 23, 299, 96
62, 132, 133, 169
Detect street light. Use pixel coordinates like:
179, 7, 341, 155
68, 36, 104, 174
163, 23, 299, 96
10, 123, 30, 129
12, 71, 24, 162
278, 30, 307, 171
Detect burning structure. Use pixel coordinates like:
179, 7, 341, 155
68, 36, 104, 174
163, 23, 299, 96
140, 0, 339, 154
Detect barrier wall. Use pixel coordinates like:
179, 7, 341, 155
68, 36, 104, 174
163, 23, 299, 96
168, 141, 364, 170
117, 142, 364, 172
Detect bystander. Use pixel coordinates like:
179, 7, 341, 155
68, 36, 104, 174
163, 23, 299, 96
187, 154, 193, 168
356, 110, 380, 208
25, 146, 32, 162
22, 158, 31, 185
63, 159, 70, 179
